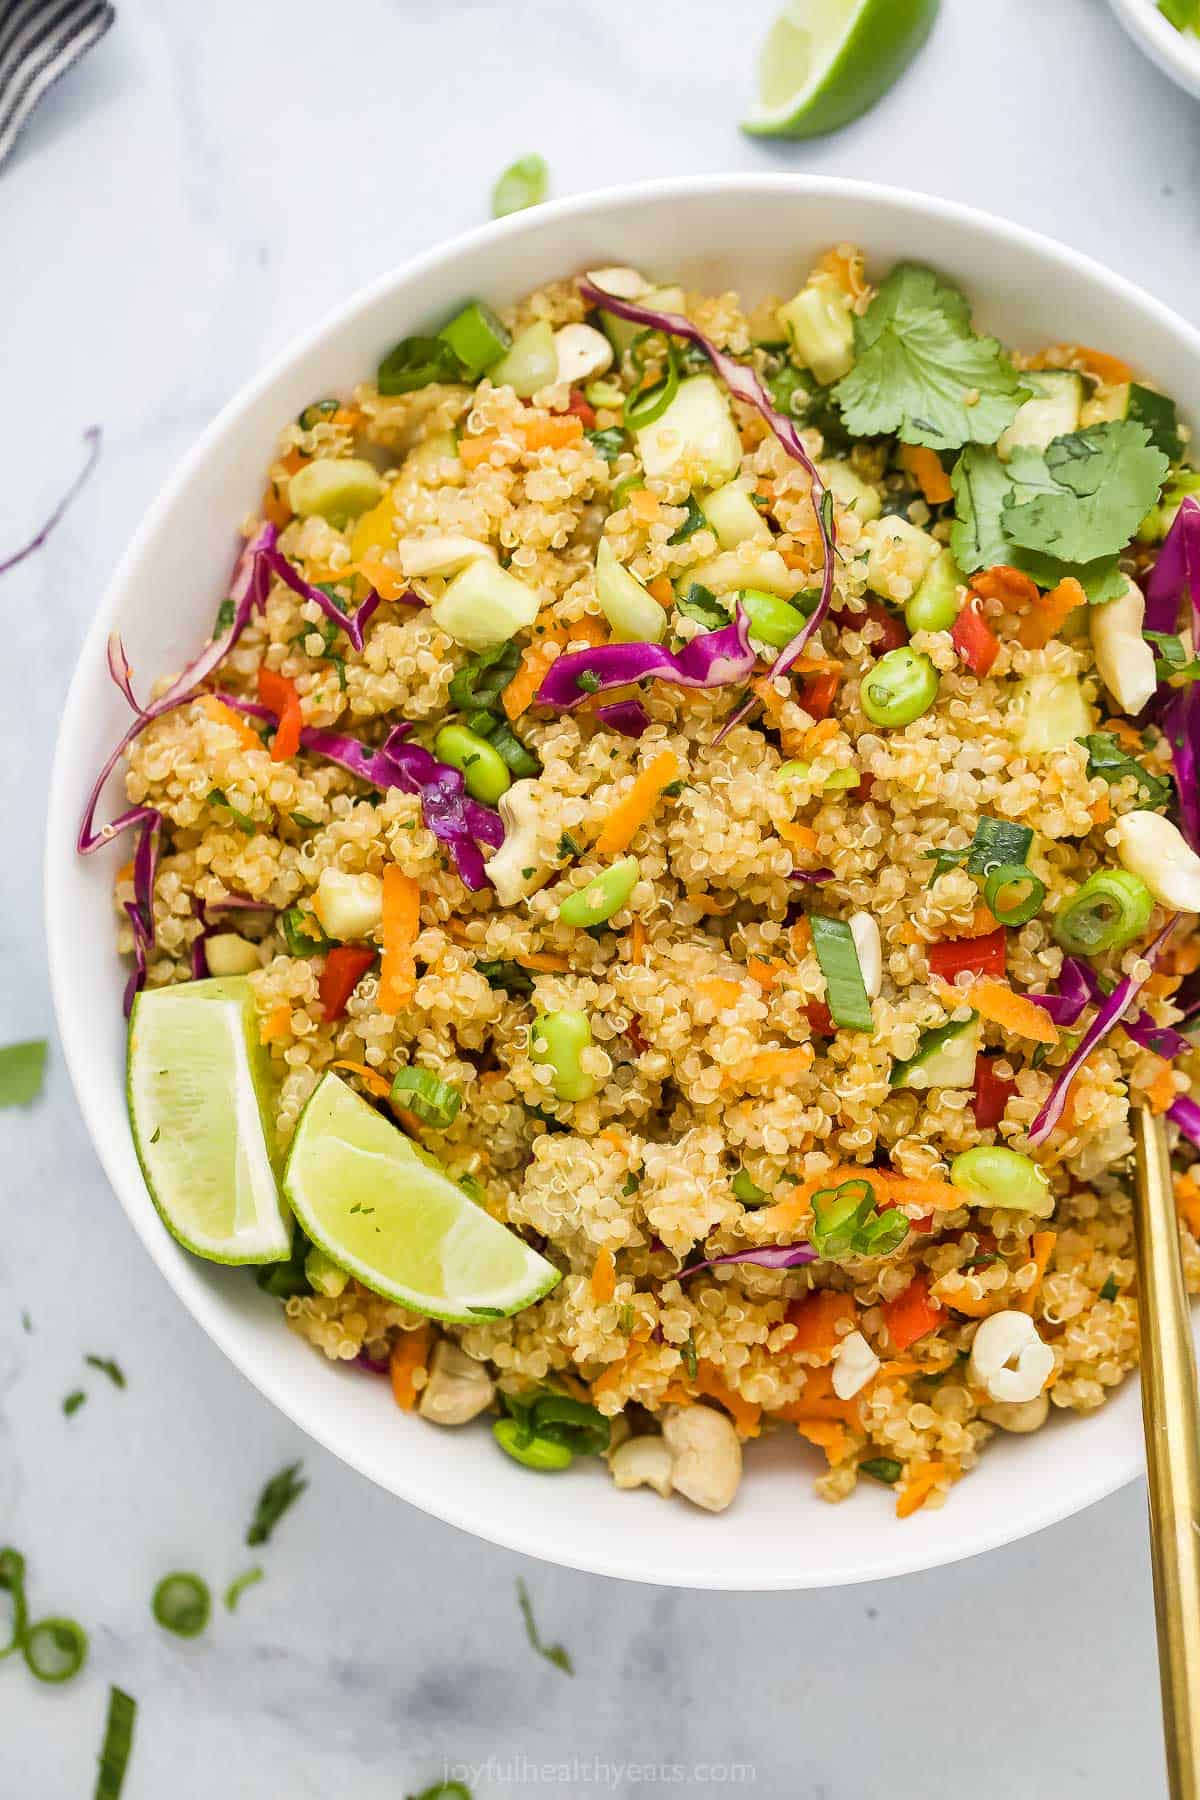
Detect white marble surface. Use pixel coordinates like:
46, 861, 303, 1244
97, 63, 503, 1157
2, 0, 1199, 1792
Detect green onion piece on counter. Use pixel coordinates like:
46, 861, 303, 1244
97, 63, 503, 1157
860, 646, 939, 728
623, 335, 681, 431
23, 1616, 89, 1682
151, 1573, 210, 1640
810, 914, 875, 1032
983, 863, 1046, 927
493, 1418, 574, 1470
558, 857, 640, 928
63, 1390, 86, 1416
224, 1567, 265, 1613
0, 1548, 28, 1657
95, 1685, 137, 1800
408, 1783, 473, 1800
516, 1577, 573, 1675
389, 1067, 462, 1130
859, 1457, 903, 1486
85, 1355, 125, 1389
0, 1039, 48, 1109
246, 1461, 307, 1547
950, 1146, 1053, 1215
434, 723, 512, 805
376, 335, 464, 397
966, 816, 1034, 877
438, 301, 511, 378
1053, 869, 1154, 956
732, 1169, 768, 1204
491, 152, 548, 217
530, 1009, 597, 1102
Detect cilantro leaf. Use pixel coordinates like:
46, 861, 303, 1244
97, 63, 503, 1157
949, 446, 1127, 601
1002, 423, 1169, 565
1078, 733, 1172, 809
1144, 631, 1200, 684
833, 264, 1029, 450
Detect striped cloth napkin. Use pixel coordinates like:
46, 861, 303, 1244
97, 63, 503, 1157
0, 0, 114, 171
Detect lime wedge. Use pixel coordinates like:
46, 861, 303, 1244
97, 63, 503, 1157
128, 977, 291, 1264
743, 0, 939, 139
283, 1073, 560, 1321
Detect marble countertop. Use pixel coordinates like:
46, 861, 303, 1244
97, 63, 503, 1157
3, 0, 1199, 1792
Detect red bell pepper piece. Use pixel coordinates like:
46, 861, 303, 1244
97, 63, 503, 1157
805, 999, 836, 1037
972, 1054, 1016, 1128
800, 669, 840, 719
927, 925, 1007, 983
881, 1273, 946, 1352
318, 946, 376, 1021
832, 597, 908, 655
257, 666, 303, 763
566, 389, 597, 429
950, 595, 1000, 676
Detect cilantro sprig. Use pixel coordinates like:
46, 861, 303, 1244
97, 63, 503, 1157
1078, 733, 1172, 808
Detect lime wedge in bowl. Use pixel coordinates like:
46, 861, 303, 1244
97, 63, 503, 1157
283, 1072, 560, 1321
128, 976, 291, 1264
743, 0, 939, 139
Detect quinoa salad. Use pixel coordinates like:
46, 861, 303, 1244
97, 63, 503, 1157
82, 246, 1200, 1520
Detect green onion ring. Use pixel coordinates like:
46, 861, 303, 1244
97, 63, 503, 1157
389, 1067, 462, 1130
151, 1572, 211, 1639
983, 862, 1046, 927
23, 1615, 88, 1683
0, 1548, 28, 1658
1054, 869, 1154, 956
623, 334, 680, 431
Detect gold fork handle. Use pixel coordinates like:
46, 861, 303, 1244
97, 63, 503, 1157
1134, 1106, 1200, 1800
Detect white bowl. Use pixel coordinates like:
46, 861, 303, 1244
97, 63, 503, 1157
1109, 0, 1200, 99
46, 175, 1200, 1590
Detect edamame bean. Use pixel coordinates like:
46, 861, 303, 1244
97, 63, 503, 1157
558, 857, 640, 928
530, 1008, 597, 1102
950, 1146, 1053, 1216
434, 723, 512, 805
492, 1418, 573, 1470
775, 760, 859, 792
739, 588, 809, 649
860, 646, 939, 728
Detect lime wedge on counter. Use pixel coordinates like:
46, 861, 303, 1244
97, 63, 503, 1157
128, 977, 291, 1264
743, 0, 939, 139
282, 1073, 560, 1320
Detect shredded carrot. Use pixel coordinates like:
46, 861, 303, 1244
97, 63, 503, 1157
898, 444, 953, 506
378, 867, 419, 1014
1176, 1170, 1200, 1239
257, 666, 303, 763
259, 1003, 291, 1044
774, 1366, 861, 1428
758, 1165, 882, 1233
595, 750, 680, 856
690, 894, 736, 916
200, 695, 262, 752
278, 449, 305, 478
697, 977, 743, 1009
884, 1174, 964, 1213
729, 1046, 815, 1085
628, 488, 662, 524
874, 1359, 918, 1384
937, 1286, 1000, 1320
394, 1107, 424, 1137
1017, 575, 1086, 649
330, 1059, 392, 1100
959, 904, 1002, 939
516, 952, 571, 974
1144, 1058, 1178, 1116
261, 483, 291, 530
1090, 792, 1112, 826
352, 556, 410, 602
628, 918, 648, 965
777, 820, 819, 851
963, 979, 1060, 1045
330, 405, 361, 428
522, 414, 583, 451
787, 1290, 857, 1360
896, 1459, 947, 1519
1105, 717, 1145, 751
1017, 1231, 1058, 1314
647, 575, 674, 606
746, 957, 786, 991
443, 919, 474, 947
790, 917, 812, 956
881, 1274, 946, 1353
794, 1418, 853, 1464
971, 564, 1040, 610
389, 1325, 432, 1412
458, 432, 500, 470
590, 1247, 617, 1305
802, 717, 839, 756
752, 675, 788, 723
693, 1362, 761, 1439
816, 243, 868, 301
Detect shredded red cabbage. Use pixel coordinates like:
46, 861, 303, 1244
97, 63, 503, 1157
122, 814, 161, 1016
788, 868, 834, 885
1168, 1093, 1200, 1150
1028, 954, 1192, 1057
1144, 498, 1200, 850
577, 279, 837, 735
680, 1243, 817, 1278
592, 698, 651, 737
354, 1350, 392, 1375
1028, 918, 1178, 1145
262, 547, 384, 653
1144, 496, 1200, 633
1, 426, 101, 577
536, 605, 755, 708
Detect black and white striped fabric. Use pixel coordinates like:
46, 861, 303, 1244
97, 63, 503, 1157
0, 0, 114, 172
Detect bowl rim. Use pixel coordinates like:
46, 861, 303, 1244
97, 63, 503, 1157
44, 172, 1200, 1588
1108, 0, 1200, 91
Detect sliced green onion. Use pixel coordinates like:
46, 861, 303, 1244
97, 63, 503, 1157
516, 1576, 573, 1676
983, 863, 1046, 927
151, 1573, 210, 1639
859, 1457, 903, 1485
668, 495, 707, 545
585, 378, 625, 408
477, 716, 540, 778
491, 152, 548, 217
476, 958, 534, 996
206, 788, 257, 835
966, 816, 1034, 877
24, 1615, 88, 1682
675, 582, 728, 632
810, 914, 875, 1032
85, 1355, 125, 1388
610, 472, 645, 512
0, 1548, 28, 1657
623, 334, 680, 430
95, 1685, 137, 1800
281, 905, 332, 957
447, 639, 520, 712
731, 1169, 767, 1204
390, 1067, 462, 1129
0, 1039, 48, 1108
1054, 869, 1154, 955
438, 301, 511, 377
809, 1179, 906, 1259
586, 427, 627, 464
528, 1392, 610, 1456
224, 1567, 264, 1612
376, 335, 464, 397
297, 398, 339, 430
63, 1389, 86, 1416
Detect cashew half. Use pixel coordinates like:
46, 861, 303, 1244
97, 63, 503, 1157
848, 912, 883, 1000
417, 1340, 494, 1426
1090, 575, 1157, 715
554, 324, 613, 387
832, 1328, 881, 1400
609, 1434, 675, 1497
483, 778, 547, 907
981, 1392, 1050, 1433
968, 1310, 1054, 1404
396, 535, 495, 580
1113, 809, 1200, 913
661, 1404, 742, 1513
584, 266, 650, 300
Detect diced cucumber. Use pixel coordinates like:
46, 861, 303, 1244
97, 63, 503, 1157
905, 547, 963, 635
701, 482, 771, 549
890, 1014, 981, 1091
490, 321, 558, 398
405, 429, 460, 472
595, 539, 666, 643
288, 458, 384, 526
821, 459, 882, 522
598, 286, 685, 359
686, 545, 794, 597
776, 280, 855, 386
1081, 381, 1183, 461
431, 559, 540, 649
996, 371, 1084, 459
636, 374, 742, 489
1010, 670, 1094, 754
864, 516, 939, 601
1141, 468, 1200, 543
